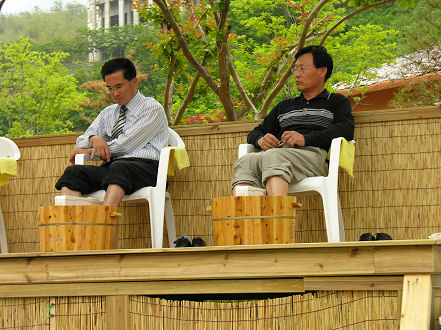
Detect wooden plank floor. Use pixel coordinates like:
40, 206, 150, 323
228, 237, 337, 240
0, 239, 440, 297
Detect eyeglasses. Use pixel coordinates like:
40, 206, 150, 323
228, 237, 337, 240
105, 81, 132, 94
293, 67, 315, 73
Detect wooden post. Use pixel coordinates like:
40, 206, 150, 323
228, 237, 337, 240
400, 274, 432, 330
0, 205, 8, 253
106, 295, 130, 330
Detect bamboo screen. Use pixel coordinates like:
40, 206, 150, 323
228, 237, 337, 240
0, 290, 402, 329
0, 107, 440, 252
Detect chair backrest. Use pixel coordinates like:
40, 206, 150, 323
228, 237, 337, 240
168, 127, 185, 148
0, 137, 20, 160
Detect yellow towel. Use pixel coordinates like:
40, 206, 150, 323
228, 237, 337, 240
327, 137, 355, 178
167, 147, 190, 176
0, 157, 18, 186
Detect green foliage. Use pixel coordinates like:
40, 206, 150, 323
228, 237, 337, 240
0, 38, 86, 137
348, 0, 414, 8
0, 0, 428, 128
325, 24, 398, 89
30, 33, 90, 63
124, 25, 168, 101
400, 0, 441, 55
389, 0, 441, 108
0, 2, 86, 43
389, 80, 441, 108
139, 0, 405, 121
86, 24, 150, 59
0, 2, 88, 63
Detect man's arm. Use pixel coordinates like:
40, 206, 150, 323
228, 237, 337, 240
76, 110, 109, 149
72, 110, 111, 161
68, 148, 93, 164
247, 104, 281, 149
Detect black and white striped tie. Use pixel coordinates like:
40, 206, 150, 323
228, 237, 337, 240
110, 105, 127, 140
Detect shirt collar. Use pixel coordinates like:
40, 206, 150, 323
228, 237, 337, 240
123, 91, 141, 111
295, 89, 330, 102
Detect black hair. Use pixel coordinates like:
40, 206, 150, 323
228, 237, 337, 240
101, 57, 137, 81
294, 45, 333, 81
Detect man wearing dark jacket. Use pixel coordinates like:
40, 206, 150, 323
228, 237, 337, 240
232, 45, 354, 196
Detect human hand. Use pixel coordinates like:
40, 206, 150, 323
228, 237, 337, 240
281, 131, 305, 147
90, 136, 111, 161
69, 148, 93, 164
257, 133, 281, 150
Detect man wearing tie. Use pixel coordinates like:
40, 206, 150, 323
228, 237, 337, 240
55, 57, 168, 206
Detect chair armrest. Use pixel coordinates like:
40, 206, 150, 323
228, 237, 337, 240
327, 138, 355, 177
74, 153, 101, 165
238, 144, 258, 159
155, 147, 173, 189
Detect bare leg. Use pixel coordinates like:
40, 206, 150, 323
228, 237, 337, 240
266, 176, 289, 196
60, 187, 81, 196
103, 184, 125, 207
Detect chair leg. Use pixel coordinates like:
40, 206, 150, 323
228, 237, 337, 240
336, 197, 346, 241
149, 198, 165, 249
0, 205, 8, 253
164, 197, 177, 247
321, 195, 346, 243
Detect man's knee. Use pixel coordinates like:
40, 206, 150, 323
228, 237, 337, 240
63, 165, 80, 175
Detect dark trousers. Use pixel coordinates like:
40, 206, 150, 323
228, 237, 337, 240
55, 158, 159, 195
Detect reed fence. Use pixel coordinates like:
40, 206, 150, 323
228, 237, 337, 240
1, 107, 439, 251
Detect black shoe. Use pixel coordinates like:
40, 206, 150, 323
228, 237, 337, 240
359, 233, 376, 241
376, 233, 393, 240
174, 235, 192, 247
192, 237, 206, 247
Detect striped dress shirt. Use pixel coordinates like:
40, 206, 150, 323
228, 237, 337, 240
76, 92, 169, 161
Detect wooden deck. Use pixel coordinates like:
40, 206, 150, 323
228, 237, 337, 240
0, 240, 439, 329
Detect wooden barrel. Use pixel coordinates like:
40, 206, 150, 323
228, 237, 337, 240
38, 205, 120, 251
212, 196, 297, 246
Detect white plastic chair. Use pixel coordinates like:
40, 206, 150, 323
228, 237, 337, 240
238, 138, 353, 242
0, 137, 21, 253
55, 127, 184, 248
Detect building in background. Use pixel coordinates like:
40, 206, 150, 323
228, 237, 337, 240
87, 0, 142, 61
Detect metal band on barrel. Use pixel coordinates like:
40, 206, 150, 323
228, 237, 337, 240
212, 215, 295, 221
39, 222, 118, 227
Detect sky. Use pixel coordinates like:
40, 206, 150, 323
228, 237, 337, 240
1, 0, 87, 15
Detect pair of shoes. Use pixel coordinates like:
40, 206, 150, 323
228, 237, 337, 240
359, 232, 393, 241
173, 235, 207, 247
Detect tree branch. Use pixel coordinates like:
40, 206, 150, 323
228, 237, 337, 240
152, 0, 219, 93
258, 0, 329, 118
227, 45, 258, 117
172, 56, 209, 125
217, 24, 236, 120
250, 33, 322, 116
163, 53, 176, 124
319, 0, 395, 46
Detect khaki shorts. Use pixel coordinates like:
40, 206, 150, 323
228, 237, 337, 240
231, 146, 328, 189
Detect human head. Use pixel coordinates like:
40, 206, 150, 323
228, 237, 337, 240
101, 58, 138, 105
101, 57, 137, 81
294, 45, 333, 82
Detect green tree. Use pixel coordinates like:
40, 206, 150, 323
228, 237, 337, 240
389, 0, 441, 108
86, 24, 150, 60
134, 0, 410, 124
0, 2, 87, 43
0, 38, 86, 137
